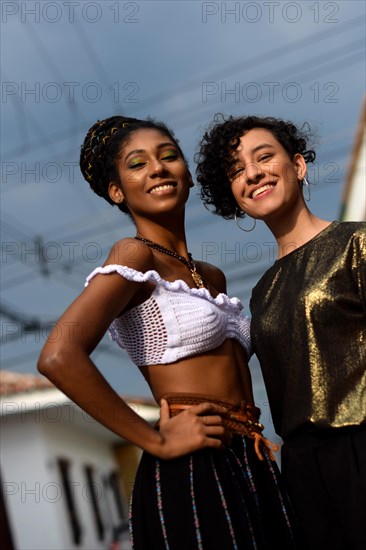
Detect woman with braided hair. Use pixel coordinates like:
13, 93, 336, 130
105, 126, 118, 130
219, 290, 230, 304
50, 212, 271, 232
38, 115, 302, 549
196, 114, 366, 550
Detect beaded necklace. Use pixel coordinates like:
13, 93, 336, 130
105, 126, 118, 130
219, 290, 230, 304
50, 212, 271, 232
134, 236, 206, 289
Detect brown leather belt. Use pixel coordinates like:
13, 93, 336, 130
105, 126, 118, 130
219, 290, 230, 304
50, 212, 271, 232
160, 392, 264, 438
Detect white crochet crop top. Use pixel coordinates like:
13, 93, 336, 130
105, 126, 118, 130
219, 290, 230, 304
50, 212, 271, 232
85, 265, 252, 367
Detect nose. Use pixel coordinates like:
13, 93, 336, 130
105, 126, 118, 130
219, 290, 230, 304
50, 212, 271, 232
148, 158, 168, 178
245, 162, 264, 183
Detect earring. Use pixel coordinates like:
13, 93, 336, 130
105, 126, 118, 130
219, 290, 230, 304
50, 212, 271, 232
234, 208, 256, 232
302, 177, 311, 202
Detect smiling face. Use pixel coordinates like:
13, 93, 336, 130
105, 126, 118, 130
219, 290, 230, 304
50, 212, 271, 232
108, 128, 192, 220
229, 128, 307, 222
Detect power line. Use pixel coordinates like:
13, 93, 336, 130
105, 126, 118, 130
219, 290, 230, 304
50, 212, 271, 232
13, 1, 84, 126
71, 15, 112, 85
1, 71, 31, 151
132, 15, 365, 115
1, 140, 350, 289
0, 301, 55, 345
3, 16, 363, 158
168, 44, 365, 129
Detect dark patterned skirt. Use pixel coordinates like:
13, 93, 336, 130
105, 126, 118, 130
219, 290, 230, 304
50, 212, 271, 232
129, 435, 302, 549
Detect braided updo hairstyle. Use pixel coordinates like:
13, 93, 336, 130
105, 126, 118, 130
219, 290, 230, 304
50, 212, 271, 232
80, 115, 186, 216
195, 114, 316, 219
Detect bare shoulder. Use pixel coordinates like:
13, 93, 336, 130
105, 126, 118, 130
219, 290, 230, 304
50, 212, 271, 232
105, 237, 155, 272
68, 238, 155, 334
197, 261, 227, 294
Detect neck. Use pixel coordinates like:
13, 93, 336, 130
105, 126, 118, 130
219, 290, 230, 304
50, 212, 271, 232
265, 205, 331, 259
134, 218, 188, 257
134, 231, 207, 289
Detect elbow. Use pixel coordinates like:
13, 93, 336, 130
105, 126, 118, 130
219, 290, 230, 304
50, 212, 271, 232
37, 348, 70, 380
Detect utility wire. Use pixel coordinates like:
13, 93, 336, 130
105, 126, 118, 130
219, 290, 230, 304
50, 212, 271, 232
12, 0, 84, 126
1, 139, 351, 291
3, 16, 363, 157
2, 14, 364, 370
168, 45, 365, 129
132, 15, 365, 114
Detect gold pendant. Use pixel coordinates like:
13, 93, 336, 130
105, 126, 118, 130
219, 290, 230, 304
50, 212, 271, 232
191, 270, 205, 289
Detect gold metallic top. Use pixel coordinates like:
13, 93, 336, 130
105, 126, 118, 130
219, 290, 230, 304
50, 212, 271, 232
250, 222, 366, 439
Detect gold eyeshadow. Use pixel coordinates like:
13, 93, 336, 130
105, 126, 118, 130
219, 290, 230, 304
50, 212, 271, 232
128, 157, 145, 167
161, 150, 178, 160
127, 147, 179, 168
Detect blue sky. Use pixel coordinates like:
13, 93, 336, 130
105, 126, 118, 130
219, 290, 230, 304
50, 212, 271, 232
1, 0, 365, 439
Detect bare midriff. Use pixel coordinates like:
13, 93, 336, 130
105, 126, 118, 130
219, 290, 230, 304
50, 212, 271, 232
140, 339, 253, 405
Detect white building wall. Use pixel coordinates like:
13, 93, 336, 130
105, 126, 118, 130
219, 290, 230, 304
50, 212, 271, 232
1, 401, 125, 550
41, 416, 122, 550
342, 128, 366, 221
1, 414, 64, 550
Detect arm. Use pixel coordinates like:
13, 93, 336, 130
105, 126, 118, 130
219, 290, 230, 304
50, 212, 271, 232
38, 239, 227, 459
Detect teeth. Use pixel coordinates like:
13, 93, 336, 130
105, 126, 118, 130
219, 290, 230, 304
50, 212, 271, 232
252, 184, 274, 198
150, 184, 174, 194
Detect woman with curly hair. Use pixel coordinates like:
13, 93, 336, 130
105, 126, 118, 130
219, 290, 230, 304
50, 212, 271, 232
196, 114, 366, 550
38, 115, 302, 549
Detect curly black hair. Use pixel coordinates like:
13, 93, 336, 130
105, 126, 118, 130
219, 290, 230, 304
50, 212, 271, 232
80, 115, 186, 216
195, 114, 316, 219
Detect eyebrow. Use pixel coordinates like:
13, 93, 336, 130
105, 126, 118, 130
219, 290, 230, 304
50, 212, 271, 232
124, 142, 177, 162
251, 143, 275, 153
234, 142, 275, 161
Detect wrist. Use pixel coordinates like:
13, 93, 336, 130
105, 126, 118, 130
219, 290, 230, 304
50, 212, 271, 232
144, 430, 168, 459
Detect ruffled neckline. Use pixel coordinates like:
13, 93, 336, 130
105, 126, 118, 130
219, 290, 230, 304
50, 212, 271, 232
86, 264, 243, 314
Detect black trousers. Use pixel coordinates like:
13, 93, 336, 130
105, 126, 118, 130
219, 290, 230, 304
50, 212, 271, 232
281, 426, 366, 550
